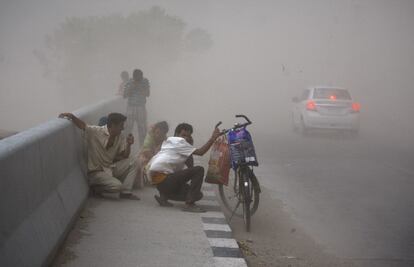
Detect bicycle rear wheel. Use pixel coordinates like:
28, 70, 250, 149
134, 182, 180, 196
218, 167, 260, 218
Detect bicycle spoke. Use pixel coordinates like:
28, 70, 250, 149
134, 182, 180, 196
229, 200, 242, 221
225, 193, 238, 200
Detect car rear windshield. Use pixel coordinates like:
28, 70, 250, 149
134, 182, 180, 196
313, 88, 351, 100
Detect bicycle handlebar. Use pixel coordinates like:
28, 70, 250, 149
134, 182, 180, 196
235, 114, 252, 125
218, 114, 252, 134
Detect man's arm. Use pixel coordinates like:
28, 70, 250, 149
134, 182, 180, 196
58, 113, 86, 130
143, 78, 150, 97
185, 155, 194, 168
117, 134, 134, 160
192, 127, 221, 156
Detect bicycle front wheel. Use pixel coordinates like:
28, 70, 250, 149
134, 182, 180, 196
241, 170, 251, 232
218, 167, 260, 218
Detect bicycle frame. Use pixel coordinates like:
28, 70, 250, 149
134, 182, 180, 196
229, 165, 252, 200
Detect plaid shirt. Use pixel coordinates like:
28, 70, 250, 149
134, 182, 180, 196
124, 78, 150, 106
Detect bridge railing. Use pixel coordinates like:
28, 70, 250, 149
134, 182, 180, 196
0, 97, 125, 267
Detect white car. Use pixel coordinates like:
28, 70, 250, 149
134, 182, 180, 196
292, 87, 360, 135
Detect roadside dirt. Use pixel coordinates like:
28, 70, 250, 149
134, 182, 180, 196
51, 198, 99, 266
219, 187, 356, 267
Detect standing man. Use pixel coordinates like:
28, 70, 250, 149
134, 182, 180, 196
59, 112, 140, 200
147, 123, 221, 212
123, 69, 150, 146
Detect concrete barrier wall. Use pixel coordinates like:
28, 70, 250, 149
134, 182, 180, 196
0, 97, 125, 267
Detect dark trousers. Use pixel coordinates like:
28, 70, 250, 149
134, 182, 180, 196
156, 166, 204, 204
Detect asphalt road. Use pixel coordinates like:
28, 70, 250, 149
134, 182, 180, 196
223, 130, 414, 267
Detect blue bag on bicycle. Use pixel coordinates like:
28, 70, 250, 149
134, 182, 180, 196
227, 127, 258, 168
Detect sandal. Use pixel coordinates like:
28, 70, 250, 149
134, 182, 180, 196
182, 204, 206, 213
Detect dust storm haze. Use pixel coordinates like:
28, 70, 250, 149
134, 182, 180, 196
1, 0, 414, 148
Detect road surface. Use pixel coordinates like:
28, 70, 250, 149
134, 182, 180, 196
221, 131, 414, 267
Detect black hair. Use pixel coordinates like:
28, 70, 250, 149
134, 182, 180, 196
154, 121, 169, 133
107, 113, 127, 127
132, 69, 143, 81
98, 116, 108, 126
174, 123, 193, 136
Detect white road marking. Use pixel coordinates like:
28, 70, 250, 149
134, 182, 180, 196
208, 238, 239, 248
203, 223, 232, 232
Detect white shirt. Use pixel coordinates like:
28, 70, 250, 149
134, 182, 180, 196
147, 137, 196, 175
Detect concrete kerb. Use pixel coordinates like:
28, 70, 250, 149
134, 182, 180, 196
0, 116, 89, 267
191, 156, 248, 266
0, 97, 125, 267
200, 184, 248, 267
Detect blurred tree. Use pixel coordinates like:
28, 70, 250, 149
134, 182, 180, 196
184, 28, 213, 53
42, 6, 212, 106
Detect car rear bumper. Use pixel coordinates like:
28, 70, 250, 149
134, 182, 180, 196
303, 112, 360, 130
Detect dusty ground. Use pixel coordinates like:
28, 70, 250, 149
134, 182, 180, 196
219, 187, 356, 267
51, 198, 100, 266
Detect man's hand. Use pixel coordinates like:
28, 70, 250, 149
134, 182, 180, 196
185, 155, 194, 168
126, 134, 134, 146
58, 112, 86, 130
211, 127, 221, 141
192, 123, 223, 156
59, 112, 74, 120
119, 134, 134, 159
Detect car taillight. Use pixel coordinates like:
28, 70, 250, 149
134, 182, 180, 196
306, 100, 317, 111
351, 102, 360, 112
329, 95, 337, 100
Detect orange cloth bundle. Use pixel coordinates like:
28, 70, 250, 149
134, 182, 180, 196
205, 135, 231, 185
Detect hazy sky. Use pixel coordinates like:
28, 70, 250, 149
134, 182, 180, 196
1, 0, 414, 145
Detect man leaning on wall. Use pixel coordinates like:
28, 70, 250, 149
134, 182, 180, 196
58, 112, 140, 200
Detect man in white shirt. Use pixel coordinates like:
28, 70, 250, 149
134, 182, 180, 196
147, 123, 221, 212
59, 112, 139, 200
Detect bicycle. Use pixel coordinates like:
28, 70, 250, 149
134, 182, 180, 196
217, 115, 261, 232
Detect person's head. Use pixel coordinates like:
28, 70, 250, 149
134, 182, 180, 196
120, 71, 129, 82
153, 121, 169, 142
132, 69, 143, 81
174, 123, 193, 144
107, 113, 127, 136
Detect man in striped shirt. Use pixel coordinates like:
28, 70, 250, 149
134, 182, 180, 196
123, 69, 150, 146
